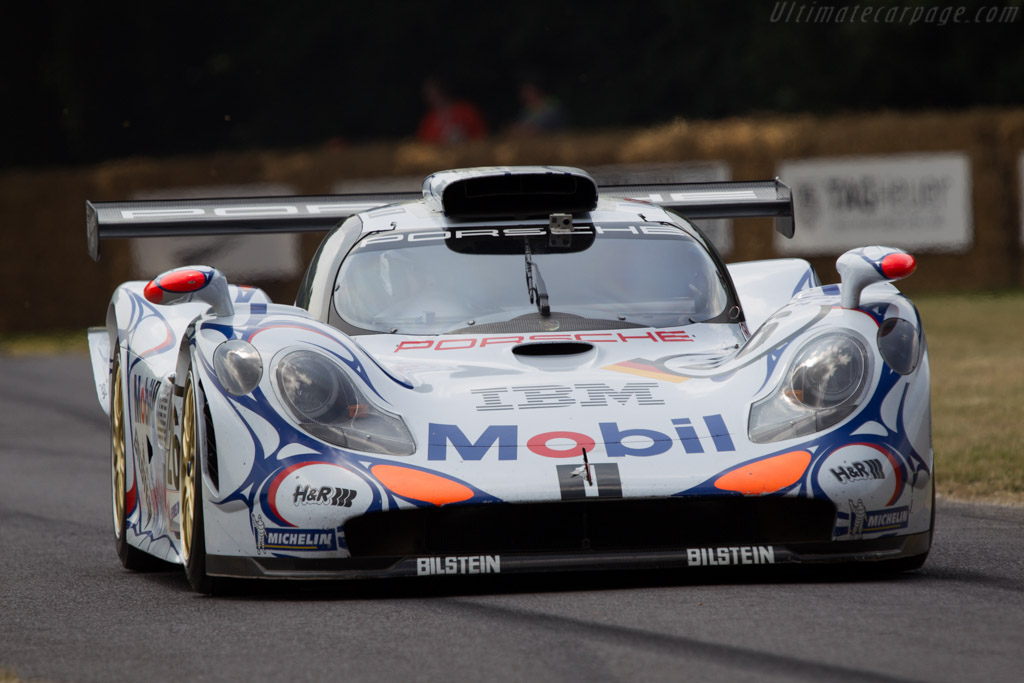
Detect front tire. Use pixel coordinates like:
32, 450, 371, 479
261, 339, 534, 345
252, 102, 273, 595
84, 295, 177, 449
870, 479, 935, 575
180, 370, 223, 594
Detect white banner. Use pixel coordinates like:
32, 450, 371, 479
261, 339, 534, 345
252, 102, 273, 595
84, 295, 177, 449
774, 153, 972, 255
589, 162, 733, 254
130, 184, 302, 281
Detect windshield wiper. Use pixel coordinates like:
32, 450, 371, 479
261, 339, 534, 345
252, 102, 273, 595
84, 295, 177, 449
524, 243, 550, 316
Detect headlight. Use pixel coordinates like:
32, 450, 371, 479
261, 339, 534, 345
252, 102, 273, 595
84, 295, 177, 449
749, 332, 872, 444
213, 339, 263, 396
274, 350, 415, 455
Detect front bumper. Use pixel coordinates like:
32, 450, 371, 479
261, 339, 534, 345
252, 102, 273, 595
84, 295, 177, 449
206, 496, 931, 579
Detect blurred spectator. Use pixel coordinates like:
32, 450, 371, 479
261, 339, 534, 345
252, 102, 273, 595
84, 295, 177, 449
508, 78, 566, 137
416, 78, 488, 145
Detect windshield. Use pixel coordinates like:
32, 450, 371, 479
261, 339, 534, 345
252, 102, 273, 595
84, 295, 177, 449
332, 223, 729, 335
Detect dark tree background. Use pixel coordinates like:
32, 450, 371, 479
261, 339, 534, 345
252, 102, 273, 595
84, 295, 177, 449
5, 0, 1023, 168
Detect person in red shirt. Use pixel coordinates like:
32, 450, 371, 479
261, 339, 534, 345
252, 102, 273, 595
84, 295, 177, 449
508, 77, 566, 138
416, 78, 488, 145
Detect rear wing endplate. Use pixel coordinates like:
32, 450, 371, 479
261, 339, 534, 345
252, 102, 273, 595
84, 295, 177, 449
86, 178, 793, 261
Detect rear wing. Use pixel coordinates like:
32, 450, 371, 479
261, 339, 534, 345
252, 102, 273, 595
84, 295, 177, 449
86, 176, 793, 261
86, 193, 420, 261
600, 179, 794, 238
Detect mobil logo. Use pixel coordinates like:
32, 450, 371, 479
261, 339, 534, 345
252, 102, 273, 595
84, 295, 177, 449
427, 416, 735, 461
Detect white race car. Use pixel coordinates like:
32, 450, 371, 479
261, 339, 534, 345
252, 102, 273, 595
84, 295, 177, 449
86, 166, 932, 592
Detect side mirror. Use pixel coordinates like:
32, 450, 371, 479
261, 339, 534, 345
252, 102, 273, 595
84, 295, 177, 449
143, 266, 234, 317
836, 247, 916, 309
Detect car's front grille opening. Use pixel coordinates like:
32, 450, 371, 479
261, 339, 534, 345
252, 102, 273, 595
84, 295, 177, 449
344, 497, 835, 557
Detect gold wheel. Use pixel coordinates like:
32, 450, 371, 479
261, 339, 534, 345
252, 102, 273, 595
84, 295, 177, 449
180, 380, 197, 563
111, 356, 126, 537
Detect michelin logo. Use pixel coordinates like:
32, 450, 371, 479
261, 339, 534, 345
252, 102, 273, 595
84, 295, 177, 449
263, 528, 337, 552
846, 501, 909, 538
864, 506, 910, 533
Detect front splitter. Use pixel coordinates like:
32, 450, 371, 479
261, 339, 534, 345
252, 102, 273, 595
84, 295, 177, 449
206, 531, 931, 580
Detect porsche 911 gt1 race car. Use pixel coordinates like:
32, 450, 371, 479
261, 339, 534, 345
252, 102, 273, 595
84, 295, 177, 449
86, 166, 932, 593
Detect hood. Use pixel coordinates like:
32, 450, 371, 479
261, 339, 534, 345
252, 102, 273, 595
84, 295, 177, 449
351, 323, 775, 501
197, 301, 922, 523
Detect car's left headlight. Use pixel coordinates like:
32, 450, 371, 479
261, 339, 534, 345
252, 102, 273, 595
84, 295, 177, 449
273, 349, 415, 455
748, 332, 873, 444
214, 339, 263, 396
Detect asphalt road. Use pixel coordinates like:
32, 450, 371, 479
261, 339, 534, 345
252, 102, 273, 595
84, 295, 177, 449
2, 354, 1022, 683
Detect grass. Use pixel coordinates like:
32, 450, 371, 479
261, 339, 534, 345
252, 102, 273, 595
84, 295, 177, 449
915, 291, 1024, 505
0, 330, 88, 356
2, 292, 1021, 505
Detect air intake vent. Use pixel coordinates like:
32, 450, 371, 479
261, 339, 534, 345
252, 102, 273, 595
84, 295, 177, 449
424, 167, 598, 218
204, 396, 219, 491
513, 342, 594, 356
344, 497, 836, 557
155, 375, 174, 449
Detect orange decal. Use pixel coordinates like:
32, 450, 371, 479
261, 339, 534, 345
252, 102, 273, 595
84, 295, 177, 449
602, 361, 689, 384
714, 450, 811, 495
371, 465, 474, 506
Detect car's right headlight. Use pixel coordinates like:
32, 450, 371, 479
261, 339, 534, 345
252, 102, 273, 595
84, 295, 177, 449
273, 349, 415, 455
748, 332, 872, 444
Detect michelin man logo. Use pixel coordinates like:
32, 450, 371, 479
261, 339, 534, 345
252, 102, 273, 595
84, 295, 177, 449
849, 499, 868, 540
252, 512, 266, 554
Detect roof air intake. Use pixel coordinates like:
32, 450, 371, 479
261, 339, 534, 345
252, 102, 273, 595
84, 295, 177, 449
423, 166, 599, 218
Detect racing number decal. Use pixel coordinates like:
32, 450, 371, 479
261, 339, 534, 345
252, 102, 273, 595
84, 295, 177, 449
556, 463, 622, 500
